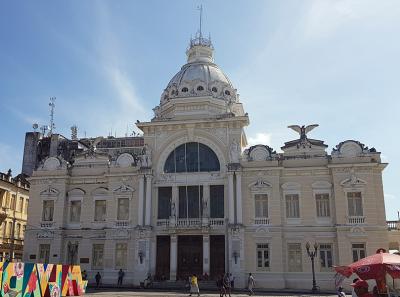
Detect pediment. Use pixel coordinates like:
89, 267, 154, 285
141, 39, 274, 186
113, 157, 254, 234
248, 179, 272, 192
42, 157, 61, 170
340, 173, 367, 188
116, 153, 135, 168
113, 183, 135, 194
40, 186, 60, 198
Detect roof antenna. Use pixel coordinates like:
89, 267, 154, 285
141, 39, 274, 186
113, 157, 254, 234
48, 97, 56, 135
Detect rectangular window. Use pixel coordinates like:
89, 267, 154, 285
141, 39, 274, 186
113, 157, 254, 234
42, 200, 54, 221
288, 243, 302, 272
210, 185, 224, 218
24, 199, 29, 214
255, 194, 268, 218
19, 197, 24, 213
256, 243, 270, 270
39, 244, 50, 264
352, 243, 366, 262
94, 200, 107, 222
319, 244, 333, 270
285, 194, 300, 218
115, 243, 128, 269
10, 194, 16, 210
15, 223, 20, 239
316, 193, 330, 217
117, 198, 129, 220
70, 201, 81, 223
178, 186, 203, 218
347, 192, 363, 216
92, 244, 104, 269
158, 187, 172, 219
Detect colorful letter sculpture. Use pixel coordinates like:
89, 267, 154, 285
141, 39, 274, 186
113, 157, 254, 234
0, 261, 87, 296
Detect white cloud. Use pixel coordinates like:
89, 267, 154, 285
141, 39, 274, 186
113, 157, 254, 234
247, 132, 272, 147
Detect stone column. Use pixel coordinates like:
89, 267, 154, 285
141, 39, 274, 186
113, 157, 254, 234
235, 172, 243, 224
203, 235, 210, 275
145, 175, 153, 226
138, 176, 145, 226
170, 235, 177, 281
228, 172, 234, 224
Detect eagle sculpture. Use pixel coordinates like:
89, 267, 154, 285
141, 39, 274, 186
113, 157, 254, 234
287, 124, 319, 140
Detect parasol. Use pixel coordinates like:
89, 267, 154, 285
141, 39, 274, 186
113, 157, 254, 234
335, 253, 400, 280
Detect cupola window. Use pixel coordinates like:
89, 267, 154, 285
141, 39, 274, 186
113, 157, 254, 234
182, 87, 188, 92
197, 86, 204, 91
164, 142, 220, 173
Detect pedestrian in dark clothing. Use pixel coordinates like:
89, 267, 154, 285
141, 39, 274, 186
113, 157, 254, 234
223, 273, 231, 297
95, 272, 101, 288
217, 274, 226, 297
118, 269, 125, 286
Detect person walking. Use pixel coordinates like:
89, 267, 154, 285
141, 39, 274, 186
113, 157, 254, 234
95, 272, 101, 288
117, 269, 125, 286
189, 274, 200, 297
223, 273, 231, 297
247, 273, 255, 296
216, 274, 226, 297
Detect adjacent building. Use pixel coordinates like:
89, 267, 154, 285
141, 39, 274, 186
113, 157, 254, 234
23, 34, 392, 290
0, 170, 29, 261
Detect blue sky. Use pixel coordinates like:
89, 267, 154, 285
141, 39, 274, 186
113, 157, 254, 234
0, 1, 399, 219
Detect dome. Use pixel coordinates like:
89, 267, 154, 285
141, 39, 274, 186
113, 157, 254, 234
160, 36, 238, 104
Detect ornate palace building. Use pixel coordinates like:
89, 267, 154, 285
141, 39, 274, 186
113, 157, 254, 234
0, 170, 29, 261
22, 34, 393, 290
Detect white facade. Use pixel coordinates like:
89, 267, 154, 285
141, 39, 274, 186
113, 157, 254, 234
23, 35, 389, 290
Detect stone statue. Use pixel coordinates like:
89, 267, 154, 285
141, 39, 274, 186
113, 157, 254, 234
287, 124, 319, 140
202, 199, 208, 217
141, 144, 152, 168
229, 139, 240, 163
171, 202, 176, 218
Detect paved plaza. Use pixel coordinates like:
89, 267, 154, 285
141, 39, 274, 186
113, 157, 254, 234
84, 289, 338, 297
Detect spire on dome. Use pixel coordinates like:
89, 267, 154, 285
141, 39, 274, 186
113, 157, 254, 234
186, 5, 214, 63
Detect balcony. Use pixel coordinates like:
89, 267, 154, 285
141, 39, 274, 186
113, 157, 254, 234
347, 216, 365, 225
156, 219, 170, 227
209, 218, 225, 227
115, 220, 129, 228
387, 220, 400, 231
177, 218, 201, 227
40, 221, 54, 228
254, 217, 270, 225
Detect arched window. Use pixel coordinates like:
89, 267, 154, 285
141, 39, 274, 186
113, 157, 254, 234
164, 142, 220, 173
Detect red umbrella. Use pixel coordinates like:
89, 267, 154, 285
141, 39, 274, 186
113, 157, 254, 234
335, 253, 400, 280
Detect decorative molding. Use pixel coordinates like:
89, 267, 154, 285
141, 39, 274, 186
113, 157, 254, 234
281, 182, 301, 191
311, 181, 332, 189
40, 186, 60, 199
248, 179, 272, 193
340, 170, 367, 188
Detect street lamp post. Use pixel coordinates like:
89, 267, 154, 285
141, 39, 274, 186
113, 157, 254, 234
306, 242, 319, 293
